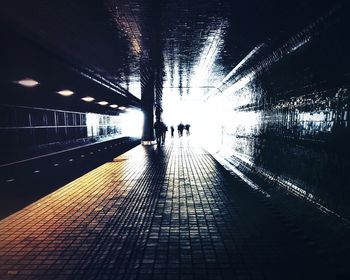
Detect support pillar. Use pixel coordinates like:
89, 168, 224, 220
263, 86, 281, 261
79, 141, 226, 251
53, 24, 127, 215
141, 66, 155, 145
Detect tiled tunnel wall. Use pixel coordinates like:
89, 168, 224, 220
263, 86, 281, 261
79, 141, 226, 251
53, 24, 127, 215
219, 7, 350, 219
0, 105, 122, 164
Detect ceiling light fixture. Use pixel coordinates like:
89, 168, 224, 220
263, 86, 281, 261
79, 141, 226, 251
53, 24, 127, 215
119, 106, 126, 110
16, 78, 39, 87
57, 90, 74, 96
81, 96, 95, 102
98, 101, 108, 106
109, 104, 118, 108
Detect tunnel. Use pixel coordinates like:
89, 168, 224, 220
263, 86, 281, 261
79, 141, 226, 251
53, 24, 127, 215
0, 0, 350, 279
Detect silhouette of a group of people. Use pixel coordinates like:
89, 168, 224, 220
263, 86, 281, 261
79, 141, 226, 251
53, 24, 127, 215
154, 105, 191, 146
176, 123, 190, 137
154, 121, 191, 146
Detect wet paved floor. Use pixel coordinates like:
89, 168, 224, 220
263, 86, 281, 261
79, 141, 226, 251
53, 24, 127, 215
0, 139, 346, 279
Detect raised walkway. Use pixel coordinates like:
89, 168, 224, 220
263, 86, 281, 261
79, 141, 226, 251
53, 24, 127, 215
0, 139, 347, 279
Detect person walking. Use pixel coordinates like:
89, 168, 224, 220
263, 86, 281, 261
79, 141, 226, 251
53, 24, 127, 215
161, 122, 167, 145
154, 120, 163, 146
185, 124, 191, 136
178, 123, 184, 137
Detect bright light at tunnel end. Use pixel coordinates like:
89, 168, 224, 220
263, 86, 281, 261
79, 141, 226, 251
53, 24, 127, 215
120, 108, 144, 137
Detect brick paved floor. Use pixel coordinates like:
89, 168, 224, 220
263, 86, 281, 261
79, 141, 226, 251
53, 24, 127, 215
0, 139, 335, 279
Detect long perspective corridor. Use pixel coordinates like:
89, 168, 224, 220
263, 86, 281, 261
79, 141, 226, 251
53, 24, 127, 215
1, 140, 347, 279
1, 0, 350, 279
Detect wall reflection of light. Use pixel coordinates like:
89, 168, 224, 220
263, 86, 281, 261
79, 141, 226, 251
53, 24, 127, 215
190, 24, 226, 89
299, 111, 326, 123
229, 110, 262, 135
86, 113, 122, 137
86, 113, 100, 137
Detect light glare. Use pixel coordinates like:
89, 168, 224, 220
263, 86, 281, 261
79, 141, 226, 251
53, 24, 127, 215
120, 110, 143, 137
57, 90, 74, 96
98, 101, 109, 106
16, 78, 39, 87
81, 96, 95, 102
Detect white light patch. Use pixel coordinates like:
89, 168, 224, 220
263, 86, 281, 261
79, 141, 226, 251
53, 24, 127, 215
110, 104, 119, 108
120, 109, 143, 137
81, 96, 95, 102
120, 80, 141, 99
162, 89, 209, 143
57, 90, 74, 96
16, 78, 39, 87
190, 24, 226, 89
218, 44, 264, 89
98, 101, 108, 106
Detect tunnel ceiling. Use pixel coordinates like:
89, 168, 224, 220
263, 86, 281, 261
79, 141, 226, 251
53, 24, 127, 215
0, 0, 344, 113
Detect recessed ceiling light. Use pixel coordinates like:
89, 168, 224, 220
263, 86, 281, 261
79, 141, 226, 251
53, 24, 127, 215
98, 101, 108, 106
16, 78, 39, 87
57, 90, 74, 96
109, 104, 118, 108
119, 106, 126, 110
81, 96, 95, 102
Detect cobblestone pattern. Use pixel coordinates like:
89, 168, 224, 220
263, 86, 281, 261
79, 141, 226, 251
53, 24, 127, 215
0, 140, 326, 279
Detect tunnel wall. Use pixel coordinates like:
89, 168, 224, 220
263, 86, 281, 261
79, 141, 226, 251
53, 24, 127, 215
0, 104, 123, 164
218, 6, 350, 219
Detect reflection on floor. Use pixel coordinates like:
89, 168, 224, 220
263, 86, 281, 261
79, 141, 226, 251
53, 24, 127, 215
0, 139, 349, 279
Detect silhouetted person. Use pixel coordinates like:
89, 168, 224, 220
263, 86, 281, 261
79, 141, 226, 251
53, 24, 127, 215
154, 120, 163, 146
178, 123, 184, 137
161, 122, 167, 145
155, 105, 163, 122
185, 124, 191, 136
170, 126, 174, 137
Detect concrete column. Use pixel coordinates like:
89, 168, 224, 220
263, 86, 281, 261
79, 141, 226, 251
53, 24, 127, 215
141, 68, 155, 145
